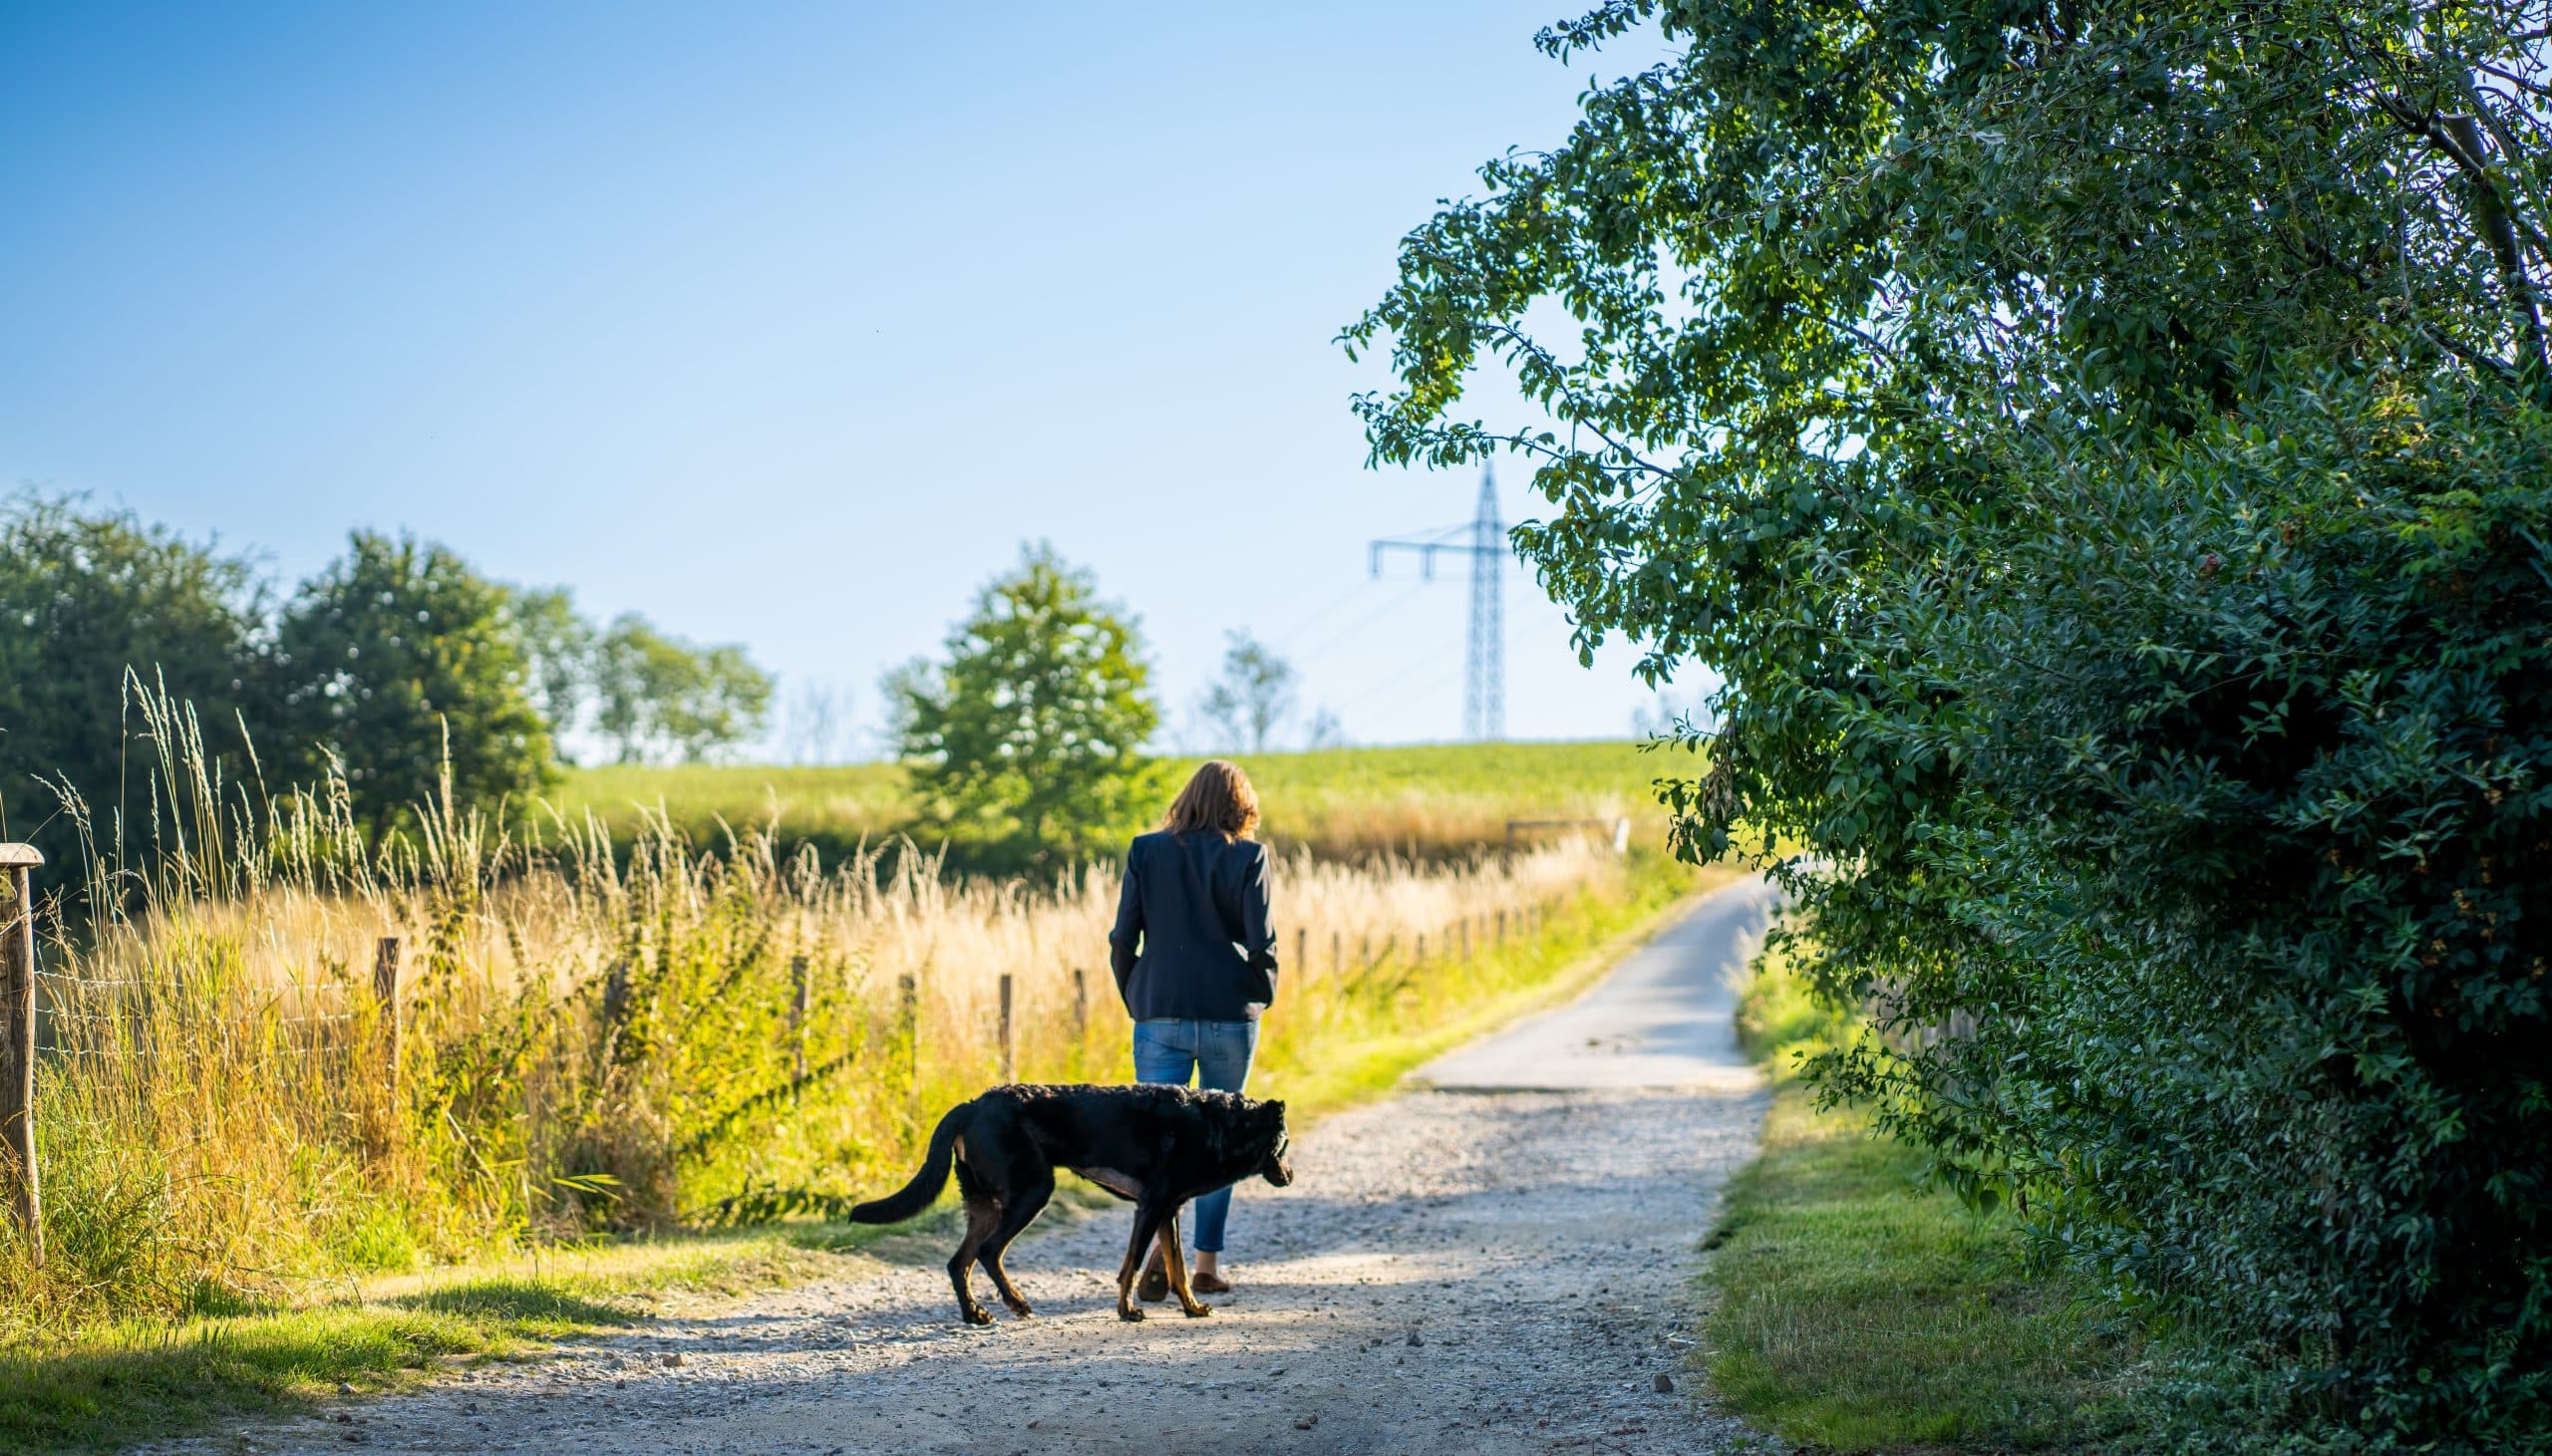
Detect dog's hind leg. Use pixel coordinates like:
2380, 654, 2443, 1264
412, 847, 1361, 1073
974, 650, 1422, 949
1116, 1198, 1175, 1322
978, 1171, 1052, 1318
1154, 1207, 1211, 1318
947, 1174, 1002, 1325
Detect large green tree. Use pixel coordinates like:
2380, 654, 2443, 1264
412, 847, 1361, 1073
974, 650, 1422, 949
0, 495, 268, 854
1351, 1, 2552, 1440
0, 494, 274, 846
274, 531, 551, 833
892, 543, 1160, 869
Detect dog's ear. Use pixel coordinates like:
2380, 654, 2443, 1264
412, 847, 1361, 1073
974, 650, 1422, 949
1263, 1099, 1287, 1122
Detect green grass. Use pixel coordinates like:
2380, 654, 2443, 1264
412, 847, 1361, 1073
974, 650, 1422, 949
549, 738, 1695, 861
0, 1227, 862, 1451
1699, 949, 2148, 1451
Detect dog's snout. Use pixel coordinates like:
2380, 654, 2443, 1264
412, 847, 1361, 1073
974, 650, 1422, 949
1264, 1154, 1295, 1187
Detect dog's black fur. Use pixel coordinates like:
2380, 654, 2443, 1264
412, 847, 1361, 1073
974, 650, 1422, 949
849, 1082, 1293, 1324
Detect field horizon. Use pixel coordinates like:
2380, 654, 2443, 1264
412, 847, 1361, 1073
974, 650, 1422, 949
548, 737, 1699, 865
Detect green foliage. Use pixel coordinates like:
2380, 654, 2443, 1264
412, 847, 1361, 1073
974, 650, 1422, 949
1195, 630, 1298, 752
1731, 942, 1854, 1069
274, 531, 551, 833
1352, 0, 2552, 1441
891, 542, 1162, 870
593, 614, 774, 764
0, 495, 267, 855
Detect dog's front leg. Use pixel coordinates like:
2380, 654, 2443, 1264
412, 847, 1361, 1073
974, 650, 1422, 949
1156, 1207, 1211, 1318
1116, 1199, 1172, 1322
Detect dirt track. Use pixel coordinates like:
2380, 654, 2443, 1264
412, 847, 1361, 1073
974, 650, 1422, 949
173, 883, 1779, 1455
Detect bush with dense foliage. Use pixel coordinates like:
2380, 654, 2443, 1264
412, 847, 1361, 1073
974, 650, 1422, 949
1351, 0, 2552, 1442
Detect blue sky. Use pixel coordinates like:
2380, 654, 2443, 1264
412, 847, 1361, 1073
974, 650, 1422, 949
0, 2, 1707, 757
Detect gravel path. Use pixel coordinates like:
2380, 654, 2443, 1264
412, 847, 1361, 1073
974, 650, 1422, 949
181, 884, 1779, 1455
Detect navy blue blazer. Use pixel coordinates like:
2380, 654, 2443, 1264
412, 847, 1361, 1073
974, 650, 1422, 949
1108, 830, 1278, 1021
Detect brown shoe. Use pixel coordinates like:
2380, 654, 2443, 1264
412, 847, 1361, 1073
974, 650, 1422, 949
1136, 1262, 1169, 1303
1189, 1271, 1233, 1296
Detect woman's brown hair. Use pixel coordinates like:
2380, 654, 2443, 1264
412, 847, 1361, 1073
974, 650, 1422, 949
1160, 759, 1260, 840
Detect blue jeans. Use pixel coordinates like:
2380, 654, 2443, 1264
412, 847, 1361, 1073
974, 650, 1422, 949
1130, 1018, 1258, 1254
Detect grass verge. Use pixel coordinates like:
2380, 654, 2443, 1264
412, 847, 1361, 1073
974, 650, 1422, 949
5, 854, 1722, 1452
0, 1227, 854, 1452
1697, 947, 2149, 1451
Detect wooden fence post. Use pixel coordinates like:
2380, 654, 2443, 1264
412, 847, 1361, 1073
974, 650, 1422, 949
998, 973, 1016, 1083
1295, 927, 1307, 982
1417, 931, 1428, 965
1459, 920, 1471, 960
1072, 968, 1089, 1038
789, 954, 810, 1081
373, 937, 404, 1083
1330, 931, 1342, 979
1, 844, 43, 1268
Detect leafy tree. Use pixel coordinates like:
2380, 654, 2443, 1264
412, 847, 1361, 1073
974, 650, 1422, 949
892, 543, 1160, 868
1195, 631, 1297, 752
0, 494, 268, 853
593, 614, 774, 764
1350, 0, 2552, 1440
512, 586, 594, 757
274, 531, 550, 833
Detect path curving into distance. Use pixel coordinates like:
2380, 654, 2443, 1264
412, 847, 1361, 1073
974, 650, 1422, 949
165, 876, 1781, 1455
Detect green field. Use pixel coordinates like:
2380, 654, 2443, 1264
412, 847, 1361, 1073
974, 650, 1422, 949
547, 738, 1696, 861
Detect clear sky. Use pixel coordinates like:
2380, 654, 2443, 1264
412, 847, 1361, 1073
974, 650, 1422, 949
0, 2, 1708, 758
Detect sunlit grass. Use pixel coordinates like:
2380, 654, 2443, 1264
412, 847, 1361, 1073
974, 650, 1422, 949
553, 739, 1698, 862
1697, 946, 2149, 1451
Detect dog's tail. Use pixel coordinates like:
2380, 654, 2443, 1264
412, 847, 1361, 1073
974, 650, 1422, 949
848, 1100, 969, 1224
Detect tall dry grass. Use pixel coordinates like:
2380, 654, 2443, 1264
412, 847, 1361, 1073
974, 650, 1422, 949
0, 690, 1650, 1337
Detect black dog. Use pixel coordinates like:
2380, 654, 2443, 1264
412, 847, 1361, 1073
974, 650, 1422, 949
849, 1082, 1293, 1324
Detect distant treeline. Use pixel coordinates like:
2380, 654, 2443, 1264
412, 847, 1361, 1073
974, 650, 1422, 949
0, 493, 771, 858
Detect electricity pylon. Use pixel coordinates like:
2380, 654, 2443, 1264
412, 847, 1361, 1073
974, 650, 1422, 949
1369, 463, 1506, 740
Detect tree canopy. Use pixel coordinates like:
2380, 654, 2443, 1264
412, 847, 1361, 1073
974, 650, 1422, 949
0, 495, 267, 855
1351, 0, 2552, 1440
274, 531, 552, 834
892, 543, 1161, 871
593, 614, 774, 765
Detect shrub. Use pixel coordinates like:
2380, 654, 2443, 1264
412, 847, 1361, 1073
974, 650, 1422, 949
1770, 376, 2552, 1442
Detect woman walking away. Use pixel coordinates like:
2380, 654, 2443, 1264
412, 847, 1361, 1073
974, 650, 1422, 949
1109, 758, 1278, 1301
